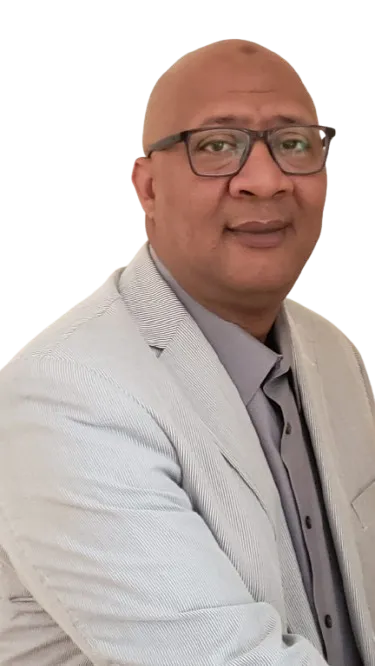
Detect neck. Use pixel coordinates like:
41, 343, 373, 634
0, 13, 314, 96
187, 294, 281, 343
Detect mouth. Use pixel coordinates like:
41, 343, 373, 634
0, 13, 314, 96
228, 219, 291, 233
225, 224, 291, 249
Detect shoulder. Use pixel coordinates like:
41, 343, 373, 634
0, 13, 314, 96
0, 267, 146, 374
0, 266, 164, 421
285, 297, 356, 350
284, 298, 373, 405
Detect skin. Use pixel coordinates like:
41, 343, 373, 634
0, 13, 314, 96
131, 39, 327, 343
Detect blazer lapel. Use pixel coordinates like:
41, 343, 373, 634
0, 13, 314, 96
119, 242, 280, 527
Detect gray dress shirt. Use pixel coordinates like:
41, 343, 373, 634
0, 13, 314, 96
149, 244, 362, 666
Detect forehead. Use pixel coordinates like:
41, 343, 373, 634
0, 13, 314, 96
172, 54, 317, 130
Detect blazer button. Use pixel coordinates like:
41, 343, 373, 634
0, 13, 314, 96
324, 614, 333, 628
285, 422, 292, 435
305, 516, 312, 529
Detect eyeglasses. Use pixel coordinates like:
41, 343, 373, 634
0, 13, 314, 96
146, 125, 336, 176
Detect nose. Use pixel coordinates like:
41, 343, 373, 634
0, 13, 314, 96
228, 139, 294, 199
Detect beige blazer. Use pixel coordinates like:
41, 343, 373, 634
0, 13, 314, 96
0, 241, 374, 665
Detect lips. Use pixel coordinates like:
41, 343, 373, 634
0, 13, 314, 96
228, 219, 290, 234
227, 220, 291, 250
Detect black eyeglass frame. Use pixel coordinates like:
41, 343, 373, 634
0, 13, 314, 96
145, 125, 336, 176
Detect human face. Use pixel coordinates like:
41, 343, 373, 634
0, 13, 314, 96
133, 53, 327, 313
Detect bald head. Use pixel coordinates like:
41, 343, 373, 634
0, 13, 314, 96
142, 39, 316, 155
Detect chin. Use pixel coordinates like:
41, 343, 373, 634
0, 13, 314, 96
225, 266, 298, 295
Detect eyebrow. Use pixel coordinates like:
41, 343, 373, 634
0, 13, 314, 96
197, 114, 310, 127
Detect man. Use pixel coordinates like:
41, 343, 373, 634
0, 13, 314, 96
0, 38, 374, 665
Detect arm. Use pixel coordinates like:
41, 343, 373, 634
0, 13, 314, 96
0, 354, 328, 665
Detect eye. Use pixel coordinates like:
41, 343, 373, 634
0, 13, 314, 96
274, 131, 312, 154
199, 140, 237, 153
281, 138, 310, 152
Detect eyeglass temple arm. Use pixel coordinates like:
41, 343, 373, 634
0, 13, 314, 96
146, 132, 184, 157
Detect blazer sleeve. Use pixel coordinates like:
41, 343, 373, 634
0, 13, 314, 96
0, 353, 328, 666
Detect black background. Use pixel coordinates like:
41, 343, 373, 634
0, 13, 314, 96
0, 27, 375, 374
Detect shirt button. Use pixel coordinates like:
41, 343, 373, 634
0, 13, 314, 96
324, 614, 333, 628
305, 516, 312, 529
285, 422, 292, 435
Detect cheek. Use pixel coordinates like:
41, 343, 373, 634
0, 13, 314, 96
155, 165, 196, 216
295, 174, 328, 232
184, 179, 228, 227
158, 173, 221, 232
295, 173, 327, 214
155, 180, 178, 212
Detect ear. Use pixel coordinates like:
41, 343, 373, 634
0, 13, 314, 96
131, 157, 156, 218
